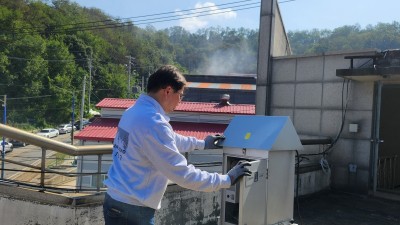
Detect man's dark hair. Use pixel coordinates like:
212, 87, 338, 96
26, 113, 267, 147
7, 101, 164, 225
147, 65, 186, 93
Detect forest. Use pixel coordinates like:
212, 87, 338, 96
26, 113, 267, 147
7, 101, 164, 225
0, 0, 399, 127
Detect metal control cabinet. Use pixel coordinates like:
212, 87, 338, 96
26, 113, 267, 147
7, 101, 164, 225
221, 116, 303, 225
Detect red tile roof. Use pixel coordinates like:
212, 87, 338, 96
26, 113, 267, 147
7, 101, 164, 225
175, 101, 254, 114
74, 118, 119, 142
96, 98, 135, 109
170, 121, 227, 139
75, 118, 228, 142
96, 98, 255, 115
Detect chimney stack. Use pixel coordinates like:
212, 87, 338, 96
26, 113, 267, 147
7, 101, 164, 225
219, 94, 231, 106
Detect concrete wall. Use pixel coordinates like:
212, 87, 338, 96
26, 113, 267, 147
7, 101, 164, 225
271, 50, 377, 193
156, 185, 221, 225
0, 183, 220, 225
0, 184, 104, 225
273, 3, 291, 56
0, 197, 103, 225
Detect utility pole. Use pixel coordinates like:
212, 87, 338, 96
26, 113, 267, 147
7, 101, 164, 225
80, 73, 86, 130
71, 93, 75, 145
142, 75, 145, 92
126, 55, 132, 97
87, 52, 92, 114
1, 95, 6, 179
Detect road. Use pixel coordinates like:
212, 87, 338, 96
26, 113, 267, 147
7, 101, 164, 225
1, 132, 79, 179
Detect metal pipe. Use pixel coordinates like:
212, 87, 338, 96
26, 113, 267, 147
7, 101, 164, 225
80, 73, 86, 130
71, 93, 75, 145
300, 138, 333, 146
372, 81, 383, 193
1, 95, 6, 179
40, 148, 46, 190
3, 158, 41, 170
97, 154, 102, 193
1, 158, 100, 177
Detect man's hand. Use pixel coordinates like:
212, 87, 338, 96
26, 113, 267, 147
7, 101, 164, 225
227, 161, 252, 185
204, 134, 225, 149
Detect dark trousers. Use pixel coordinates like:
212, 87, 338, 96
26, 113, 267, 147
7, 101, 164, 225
103, 193, 155, 225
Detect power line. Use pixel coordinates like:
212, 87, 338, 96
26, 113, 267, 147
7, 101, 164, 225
134, 5, 259, 26
8, 0, 259, 33
7, 95, 52, 100
1, 0, 297, 36
60, 5, 260, 34
5, 107, 70, 112
0, 91, 65, 102
6, 56, 87, 62
3, 1, 261, 35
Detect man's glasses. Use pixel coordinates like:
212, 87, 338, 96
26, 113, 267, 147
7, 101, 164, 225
177, 91, 185, 100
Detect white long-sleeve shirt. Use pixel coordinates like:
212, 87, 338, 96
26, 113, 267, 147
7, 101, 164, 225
104, 94, 231, 209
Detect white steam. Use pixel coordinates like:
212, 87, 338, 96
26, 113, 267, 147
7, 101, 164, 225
195, 42, 256, 75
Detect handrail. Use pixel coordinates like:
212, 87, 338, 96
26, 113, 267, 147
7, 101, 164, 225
0, 124, 112, 155
344, 54, 380, 69
0, 124, 336, 193
0, 123, 112, 192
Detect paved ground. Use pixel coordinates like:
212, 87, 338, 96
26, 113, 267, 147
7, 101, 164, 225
293, 191, 400, 225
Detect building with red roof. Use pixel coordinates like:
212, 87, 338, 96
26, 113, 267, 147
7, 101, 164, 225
75, 97, 255, 143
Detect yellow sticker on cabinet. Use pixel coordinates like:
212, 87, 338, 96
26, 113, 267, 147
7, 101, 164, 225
244, 132, 251, 140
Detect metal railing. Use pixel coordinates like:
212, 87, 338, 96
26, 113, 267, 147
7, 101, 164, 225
0, 123, 336, 194
0, 124, 112, 193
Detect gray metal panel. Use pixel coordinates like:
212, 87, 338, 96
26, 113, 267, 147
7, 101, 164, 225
239, 159, 268, 225
273, 120, 304, 151
266, 151, 295, 224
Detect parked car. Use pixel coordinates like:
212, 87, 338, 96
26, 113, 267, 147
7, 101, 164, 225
0, 141, 13, 153
58, 124, 75, 134
37, 128, 59, 138
9, 139, 28, 147
88, 115, 100, 122
74, 119, 91, 130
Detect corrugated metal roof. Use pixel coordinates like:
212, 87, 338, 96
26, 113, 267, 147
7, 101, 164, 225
175, 102, 254, 114
75, 118, 227, 141
96, 98, 255, 115
74, 118, 119, 142
170, 121, 227, 139
96, 98, 135, 109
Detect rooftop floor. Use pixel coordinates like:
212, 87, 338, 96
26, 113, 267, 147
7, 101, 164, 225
294, 191, 400, 225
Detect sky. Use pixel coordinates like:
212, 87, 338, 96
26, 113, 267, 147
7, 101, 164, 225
71, 0, 399, 33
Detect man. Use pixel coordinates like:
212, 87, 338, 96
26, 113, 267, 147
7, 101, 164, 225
103, 65, 250, 225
